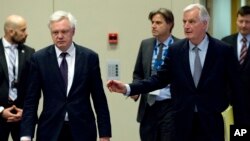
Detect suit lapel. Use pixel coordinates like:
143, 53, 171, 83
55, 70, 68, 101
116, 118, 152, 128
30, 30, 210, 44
47, 46, 67, 95
180, 37, 216, 89
243, 35, 250, 67
68, 45, 82, 96
231, 33, 250, 67
17, 45, 25, 81
198, 37, 216, 87
181, 40, 195, 87
231, 33, 250, 68
145, 39, 156, 75
232, 34, 238, 57
0, 39, 9, 80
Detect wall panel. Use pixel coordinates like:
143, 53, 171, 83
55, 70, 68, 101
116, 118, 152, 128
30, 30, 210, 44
0, 1, 196, 141
0, 0, 53, 49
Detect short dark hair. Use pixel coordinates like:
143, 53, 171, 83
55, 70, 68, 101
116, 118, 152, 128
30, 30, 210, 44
237, 5, 250, 16
148, 8, 174, 32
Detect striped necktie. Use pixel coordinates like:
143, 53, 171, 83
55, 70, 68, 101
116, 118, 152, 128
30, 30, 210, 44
8, 46, 17, 101
240, 37, 248, 65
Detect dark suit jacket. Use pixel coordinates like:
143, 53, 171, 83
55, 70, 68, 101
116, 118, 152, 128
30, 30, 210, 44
20, 43, 111, 141
222, 33, 250, 125
0, 38, 35, 109
132, 36, 179, 122
129, 34, 244, 140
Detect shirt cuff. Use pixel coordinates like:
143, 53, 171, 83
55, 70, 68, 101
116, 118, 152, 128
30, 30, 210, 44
20, 136, 31, 141
125, 84, 131, 96
0, 106, 4, 114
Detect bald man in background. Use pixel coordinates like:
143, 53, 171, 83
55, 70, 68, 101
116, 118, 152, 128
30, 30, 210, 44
0, 15, 35, 141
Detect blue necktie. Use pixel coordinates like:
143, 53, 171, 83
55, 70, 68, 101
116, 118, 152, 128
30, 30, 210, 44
60, 52, 68, 88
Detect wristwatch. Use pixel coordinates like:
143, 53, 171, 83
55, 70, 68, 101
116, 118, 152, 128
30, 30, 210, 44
0, 106, 4, 116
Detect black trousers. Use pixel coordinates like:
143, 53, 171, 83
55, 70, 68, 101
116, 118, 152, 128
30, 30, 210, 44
0, 119, 20, 141
140, 99, 174, 141
188, 112, 224, 141
58, 122, 73, 141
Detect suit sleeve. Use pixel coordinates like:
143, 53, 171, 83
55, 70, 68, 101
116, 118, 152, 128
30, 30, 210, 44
20, 55, 41, 138
89, 54, 112, 137
225, 44, 246, 125
129, 46, 172, 96
133, 41, 145, 83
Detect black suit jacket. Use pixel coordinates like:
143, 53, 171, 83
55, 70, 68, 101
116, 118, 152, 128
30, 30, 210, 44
129, 34, 244, 140
0, 38, 35, 109
222, 33, 250, 125
132, 36, 179, 122
20, 43, 111, 141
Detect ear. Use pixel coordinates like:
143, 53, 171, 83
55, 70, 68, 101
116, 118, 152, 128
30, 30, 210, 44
9, 28, 15, 36
202, 20, 208, 30
72, 27, 75, 35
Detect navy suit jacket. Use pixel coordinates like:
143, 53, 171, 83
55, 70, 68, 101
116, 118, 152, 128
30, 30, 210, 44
21, 43, 111, 141
129, 34, 244, 140
0, 38, 34, 109
132, 36, 179, 122
222, 33, 250, 125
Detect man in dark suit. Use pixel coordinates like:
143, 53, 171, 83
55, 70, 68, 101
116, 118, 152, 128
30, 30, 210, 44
222, 5, 250, 126
20, 11, 111, 141
131, 8, 179, 141
107, 4, 244, 141
0, 15, 35, 141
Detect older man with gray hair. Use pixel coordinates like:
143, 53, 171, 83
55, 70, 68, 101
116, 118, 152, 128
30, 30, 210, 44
20, 10, 111, 141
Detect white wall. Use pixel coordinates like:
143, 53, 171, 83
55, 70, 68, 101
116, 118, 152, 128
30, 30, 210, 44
0, 0, 199, 141
211, 0, 231, 39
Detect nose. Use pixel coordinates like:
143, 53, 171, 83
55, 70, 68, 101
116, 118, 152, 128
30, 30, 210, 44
183, 22, 188, 28
152, 22, 157, 28
184, 22, 191, 30
242, 21, 247, 27
57, 32, 64, 38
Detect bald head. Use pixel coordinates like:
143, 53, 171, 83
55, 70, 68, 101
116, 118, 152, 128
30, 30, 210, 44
3, 15, 28, 44
4, 15, 26, 32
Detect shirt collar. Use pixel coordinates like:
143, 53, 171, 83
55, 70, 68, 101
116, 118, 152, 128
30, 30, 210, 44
55, 42, 75, 58
156, 35, 173, 47
2, 37, 18, 49
238, 33, 250, 42
189, 35, 209, 51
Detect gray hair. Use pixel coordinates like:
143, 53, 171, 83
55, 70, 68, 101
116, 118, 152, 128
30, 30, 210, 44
48, 10, 77, 29
184, 3, 210, 30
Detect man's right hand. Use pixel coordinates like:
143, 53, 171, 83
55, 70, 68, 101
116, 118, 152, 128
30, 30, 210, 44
106, 80, 127, 94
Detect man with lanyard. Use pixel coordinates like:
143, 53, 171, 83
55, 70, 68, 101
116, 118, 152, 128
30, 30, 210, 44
130, 8, 179, 141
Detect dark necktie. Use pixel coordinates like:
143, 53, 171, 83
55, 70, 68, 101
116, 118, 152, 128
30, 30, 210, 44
240, 37, 248, 65
60, 52, 68, 88
147, 43, 164, 106
193, 46, 202, 87
157, 43, 164, 61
